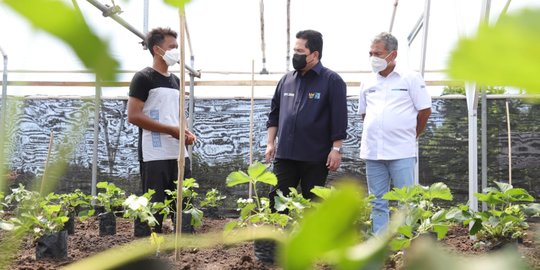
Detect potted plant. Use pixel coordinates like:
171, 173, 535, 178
122, 189, 160, 237
46, 189, 94, 235
94, 181, 126, 236
160, 178, 203, 234
224, 161, 310, 264
3, 185, 69, 259
200, 188, 226, 218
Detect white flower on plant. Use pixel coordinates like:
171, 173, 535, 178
124, 195, 149, 210
237, 198, 253, 204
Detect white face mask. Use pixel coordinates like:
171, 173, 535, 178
370, 52, 393, 73
159, 47, 180, 66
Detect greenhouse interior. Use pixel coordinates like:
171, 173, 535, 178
0, 0, 539, 269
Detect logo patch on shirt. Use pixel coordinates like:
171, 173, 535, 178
308, 92, 321, 99
284, 92, 295, 97
367, 88, 376, 93
391, 88, 408, 91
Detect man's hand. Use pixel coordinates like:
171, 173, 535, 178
326, 150, 342, 171
265, 144, 276, 163
185, 130, 196, 145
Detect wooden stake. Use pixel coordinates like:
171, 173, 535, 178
175, 6, 187, 261
41, 131, 54, 194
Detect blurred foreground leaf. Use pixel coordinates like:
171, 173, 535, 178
61, 226, 282, 270
3, 0, 118, 81
163, 0, 192, 8
448, 9, 540, 94
281, 180, 399, 270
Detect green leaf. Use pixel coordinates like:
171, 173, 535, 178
506, 188, 534, 202
522, 203, 540, 217
239, 204, 255, 219
494, 181, 513, 193
426, 182, 453, 201
273, 192, 288, 212
4, 0, 118, 81
310, 186, 333, 200
432, 224, 449, 239
185, 208, 203, 228
431, 209, 447, 223
469, 219, 483, 235
255, 171, 278, 186
398, 225, 413, 238
448, 9, 540, 93
163, 0, 192, 8
281, 181, 371, 269
389, 238, 410, 251
247, 162, 268, 179
223, 221, 238, 235
225, 171, 250, 187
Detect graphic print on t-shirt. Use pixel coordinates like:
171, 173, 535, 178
149, 109, 162, 148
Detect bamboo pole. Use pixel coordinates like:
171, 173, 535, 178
506, 100, 512, 185
40, 131, 54, 194
249, 60, 254, 198
175, 6, 188, 261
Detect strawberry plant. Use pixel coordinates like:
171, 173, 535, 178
448, 181, 537, 248
224, 162, 292, 233
383, 182, 454, 250
94, 181, 126, 214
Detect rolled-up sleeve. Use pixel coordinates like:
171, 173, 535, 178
329, 74, 348, 141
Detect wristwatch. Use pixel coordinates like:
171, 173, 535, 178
331, 146, 342, 154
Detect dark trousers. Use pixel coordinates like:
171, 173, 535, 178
269, 158, 329, 211
140, 158, 191, 232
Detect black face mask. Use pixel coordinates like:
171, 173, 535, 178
292, 53, 308, 71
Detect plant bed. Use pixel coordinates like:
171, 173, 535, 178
6, 217, 540, 270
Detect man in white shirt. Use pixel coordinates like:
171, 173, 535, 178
358, 32, 432, 234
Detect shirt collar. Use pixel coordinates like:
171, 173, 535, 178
293, 61, 323, 76
376, 62, 403, 78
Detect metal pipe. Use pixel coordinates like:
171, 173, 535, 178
188, 65, 195, 165
466, 81, 479, 212
85, 0, 200, 77
388, 0, 399, 33
419, 0, 431, 77
259, 0, 268, 74
0, 46, 8, 174
407, 15, 423, 46
481, 90, 487, 211
414, 0, 430, 185
143, 0, 149, 34
286, 0, 291, 72
91, 76, 101, 197
0, 46, 7, 132
480, 0, 490, 211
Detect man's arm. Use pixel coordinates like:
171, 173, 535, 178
416, 108, 431, 138
265, 126, 277, 162
127, 96, 180, 139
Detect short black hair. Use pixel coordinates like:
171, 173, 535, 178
296, 30, 323, 60
146, 27, 178, 57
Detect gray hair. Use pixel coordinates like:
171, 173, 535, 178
372, 32, 398, 52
